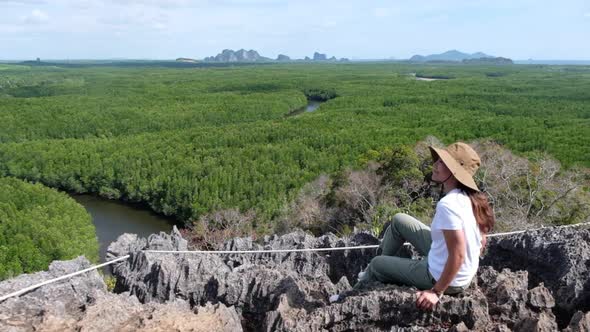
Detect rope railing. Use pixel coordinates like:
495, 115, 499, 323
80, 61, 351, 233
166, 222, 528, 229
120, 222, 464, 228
143, 244, 380, 255
1, 221, 588, 303
0, 255, 130, 303
486, 221, 589, 238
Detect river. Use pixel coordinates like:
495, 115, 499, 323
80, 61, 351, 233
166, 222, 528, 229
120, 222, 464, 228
74, 100, 322, 262
73, 195, 174, 262
285, 100, 323, 117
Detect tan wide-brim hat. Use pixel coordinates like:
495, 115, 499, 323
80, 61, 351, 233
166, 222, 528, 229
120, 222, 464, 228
429, 142, 481, 192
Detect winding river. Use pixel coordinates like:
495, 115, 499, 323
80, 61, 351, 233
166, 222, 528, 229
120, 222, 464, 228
73, 101, 323, 263
73, 195, 174, 262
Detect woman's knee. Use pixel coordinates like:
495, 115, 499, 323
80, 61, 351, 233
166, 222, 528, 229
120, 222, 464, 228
369, 256, 390, 273
393, 212, 412, 222
368, 256, 404, 284
391, 212, 412, 230
362, 257, 386, 282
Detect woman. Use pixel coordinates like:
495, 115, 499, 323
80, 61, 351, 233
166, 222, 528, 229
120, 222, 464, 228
334, 142, 495, 310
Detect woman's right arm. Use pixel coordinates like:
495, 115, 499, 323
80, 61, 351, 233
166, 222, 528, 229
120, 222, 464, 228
480, 233, 487, 256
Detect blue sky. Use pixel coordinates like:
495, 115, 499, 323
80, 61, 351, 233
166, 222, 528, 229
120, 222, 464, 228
1, 0, 589, 60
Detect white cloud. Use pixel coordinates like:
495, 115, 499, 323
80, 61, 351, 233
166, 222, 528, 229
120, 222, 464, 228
21, 9, 49, 24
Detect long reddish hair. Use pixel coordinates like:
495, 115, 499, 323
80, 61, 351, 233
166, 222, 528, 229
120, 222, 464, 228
460, 184, 495, 234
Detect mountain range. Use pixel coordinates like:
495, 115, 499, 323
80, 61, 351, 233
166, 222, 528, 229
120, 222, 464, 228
182, 49, 510, 63
409, 50, 493, 62
200, 49, 347, 63
203, 49, 271, 62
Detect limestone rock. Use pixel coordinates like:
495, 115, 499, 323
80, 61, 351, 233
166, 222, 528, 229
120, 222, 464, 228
0, 257, 105, 332
564, 311, 590, 332
265, 283, 490, 331
108, 229, 563, 331
78, 293, 242, 332
0, 254, 242, 331
3, 224, 589, 331
482, 225, 590, 316
528, 284, 556, 309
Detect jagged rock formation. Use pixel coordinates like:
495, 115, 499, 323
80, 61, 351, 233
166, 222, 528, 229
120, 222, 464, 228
200, 50, 346, 62
204, 49, 270, 62
482, 225, 590, 326
310, 53, 339, 62
1, 224, 589, 331
0, 251, 242, 331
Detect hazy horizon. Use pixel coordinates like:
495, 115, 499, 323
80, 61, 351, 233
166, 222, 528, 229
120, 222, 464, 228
1, 0, 589, 61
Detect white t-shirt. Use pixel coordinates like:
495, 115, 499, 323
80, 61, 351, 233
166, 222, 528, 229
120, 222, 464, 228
427, 188, 482, 287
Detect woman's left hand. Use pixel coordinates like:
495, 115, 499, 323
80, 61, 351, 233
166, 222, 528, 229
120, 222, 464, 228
416, 290, 439, 310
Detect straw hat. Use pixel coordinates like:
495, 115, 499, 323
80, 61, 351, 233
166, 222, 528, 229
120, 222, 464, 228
429, 142, 481, 192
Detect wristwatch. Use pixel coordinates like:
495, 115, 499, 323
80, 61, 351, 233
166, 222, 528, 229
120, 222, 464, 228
431, 288, 444, 299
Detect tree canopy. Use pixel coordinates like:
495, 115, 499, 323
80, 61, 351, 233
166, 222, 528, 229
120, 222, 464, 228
0, 63, 588, 233
0, 177, 98, 280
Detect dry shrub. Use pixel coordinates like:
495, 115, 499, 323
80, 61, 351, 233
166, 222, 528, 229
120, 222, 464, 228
276, 175, 332, 235
182, 208, 256, 250
275, 167, 385, 236
330, 163, 384, 231
472, 140, 590, 231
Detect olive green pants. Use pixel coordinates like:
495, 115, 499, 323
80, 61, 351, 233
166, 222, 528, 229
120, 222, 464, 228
359, 213, 465, 294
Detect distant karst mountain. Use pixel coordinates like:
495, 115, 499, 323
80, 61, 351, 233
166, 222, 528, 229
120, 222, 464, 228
311, 52, 339, 61
276, 54, 291, 61
175, 57, 197, 63
409, 50, 494, 62
462, 57, 513, 65
313, 52, 327, 61
202, 49, 348, 63
204, 49, 271, 62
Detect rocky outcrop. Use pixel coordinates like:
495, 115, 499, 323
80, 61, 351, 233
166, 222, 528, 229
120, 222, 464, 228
2, 224, 589, 331
565, 311, 590, 331
0, 251, 242, 331
77, 294, 242, 332
0, 257, 106, 331
204, 49, 270, 62
107, 229, 378, 330
482, 224, 590, 325
477, 267, 558, 331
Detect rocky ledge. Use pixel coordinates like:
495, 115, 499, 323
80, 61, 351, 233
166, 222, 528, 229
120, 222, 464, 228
1, 225, 589, 331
